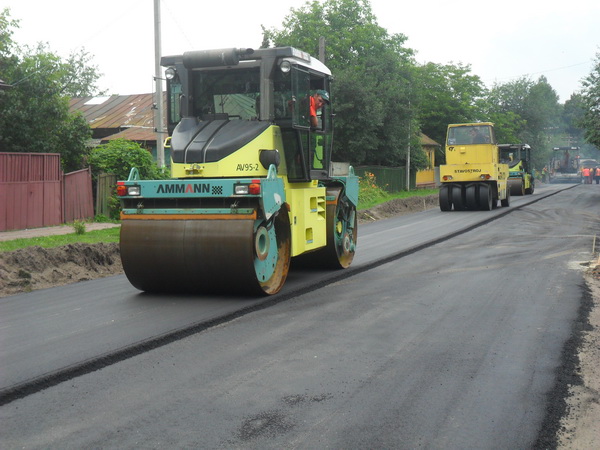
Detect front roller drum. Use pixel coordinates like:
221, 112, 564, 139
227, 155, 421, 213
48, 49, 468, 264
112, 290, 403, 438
120, 212, 291, 296
508, 178, 524, 196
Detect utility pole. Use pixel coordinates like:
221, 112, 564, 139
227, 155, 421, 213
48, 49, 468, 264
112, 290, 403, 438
406, 86, 411, 191
319, 37, 326, 64
154, 0, 165, 168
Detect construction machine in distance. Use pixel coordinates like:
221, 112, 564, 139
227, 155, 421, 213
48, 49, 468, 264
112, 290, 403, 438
548, 146, 581, 183
499, 143, 534, 195
116, 47, 358, 295
439, 122, 510, 211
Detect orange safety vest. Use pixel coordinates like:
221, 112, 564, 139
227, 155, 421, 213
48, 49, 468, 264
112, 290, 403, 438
583, 168, 590, 177
596, 168, 600, 176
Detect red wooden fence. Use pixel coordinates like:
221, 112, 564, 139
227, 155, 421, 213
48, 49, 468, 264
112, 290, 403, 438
64, 167, 94, 223
0, 153, 94, 232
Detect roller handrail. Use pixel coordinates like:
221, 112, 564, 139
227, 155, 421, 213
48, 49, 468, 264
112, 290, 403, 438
127, 167, 140, 181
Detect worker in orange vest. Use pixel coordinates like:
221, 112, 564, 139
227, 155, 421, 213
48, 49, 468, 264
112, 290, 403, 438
595, 167, 600, 184
582, 167, 590, 183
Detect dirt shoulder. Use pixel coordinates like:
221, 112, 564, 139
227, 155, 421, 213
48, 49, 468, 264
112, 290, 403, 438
556, 267, 600, 449
0, 193, 597, 447
0, 242, 122, 298
358, 194, 439, 223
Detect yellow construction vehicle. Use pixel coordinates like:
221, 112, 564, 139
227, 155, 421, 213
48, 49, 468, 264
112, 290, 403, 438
116, 47, 358, 295
439, 123, 510, 211
499, 144, 534, 195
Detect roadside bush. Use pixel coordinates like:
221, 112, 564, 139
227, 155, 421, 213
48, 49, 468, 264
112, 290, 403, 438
87, 139, 169, 220
359, 171, 389, 208
72, 220, 87, 235
87, 139, 168, 182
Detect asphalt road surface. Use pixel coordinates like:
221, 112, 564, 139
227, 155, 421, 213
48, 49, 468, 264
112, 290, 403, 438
1, 183, 597, 448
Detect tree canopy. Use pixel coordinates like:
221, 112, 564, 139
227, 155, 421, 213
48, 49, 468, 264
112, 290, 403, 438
414, 61, 486, 159
481, 76, 563, 167
0, 8, 102, 172
261, 0, 596, 171
263, 0, 426, 169
579, 52, 600, 150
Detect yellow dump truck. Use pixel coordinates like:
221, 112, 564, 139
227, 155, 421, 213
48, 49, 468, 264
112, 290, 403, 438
439, 123, 510, 211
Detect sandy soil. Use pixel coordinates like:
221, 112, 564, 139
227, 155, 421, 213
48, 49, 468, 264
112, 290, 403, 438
0, 243, 122, 298
557, 266, 600, 449
0, 193, 597, 447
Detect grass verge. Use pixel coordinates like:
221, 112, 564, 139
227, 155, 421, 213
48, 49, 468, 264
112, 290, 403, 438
358, 188, 437, 210
0, 227, 120, 253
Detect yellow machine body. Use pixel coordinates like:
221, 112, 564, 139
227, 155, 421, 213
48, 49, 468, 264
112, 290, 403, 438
168, 124, 328, 257
438, 123, 510, 211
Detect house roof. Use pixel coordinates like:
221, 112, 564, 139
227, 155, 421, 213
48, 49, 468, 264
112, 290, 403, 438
69, 93, 165, 142
420, 133, 441, 147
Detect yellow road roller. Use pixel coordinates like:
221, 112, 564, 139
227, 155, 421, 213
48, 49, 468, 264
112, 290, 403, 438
499, 143, 534, 196
439, 122, 510, 211
116, 47, 358, 295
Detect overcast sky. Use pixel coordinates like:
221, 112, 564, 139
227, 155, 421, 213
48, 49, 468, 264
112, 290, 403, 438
4, 0, 599, 102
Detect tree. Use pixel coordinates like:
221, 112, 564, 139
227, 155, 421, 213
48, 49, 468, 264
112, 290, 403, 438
262, 0, 426, 169
0, 8, 102, 172
0, 7, 17, 61
562, 93, 586, 144
482, 76, 561, 168
580, 51, 600, 149
414, 61, 486, 162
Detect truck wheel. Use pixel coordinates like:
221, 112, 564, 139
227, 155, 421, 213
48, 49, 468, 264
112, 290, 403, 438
477, 184, 492, 211
452, 185, 465, 211
465, 185, 477, 210
501, 188, 511, 207
439, 185, 452, 211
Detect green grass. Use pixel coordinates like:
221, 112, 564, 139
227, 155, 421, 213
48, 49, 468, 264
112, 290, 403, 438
358, 188, 438, 210
0, 227, 120, 253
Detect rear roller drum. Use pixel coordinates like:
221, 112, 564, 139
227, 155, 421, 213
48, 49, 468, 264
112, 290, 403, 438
327, 190, 358, 269
525, 181, 534, 195
294, 187, 357, 269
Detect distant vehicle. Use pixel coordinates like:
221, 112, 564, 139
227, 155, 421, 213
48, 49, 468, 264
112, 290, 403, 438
549, 147, 581, 183
499, 144, 534, 195
579, 158, 599, 169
